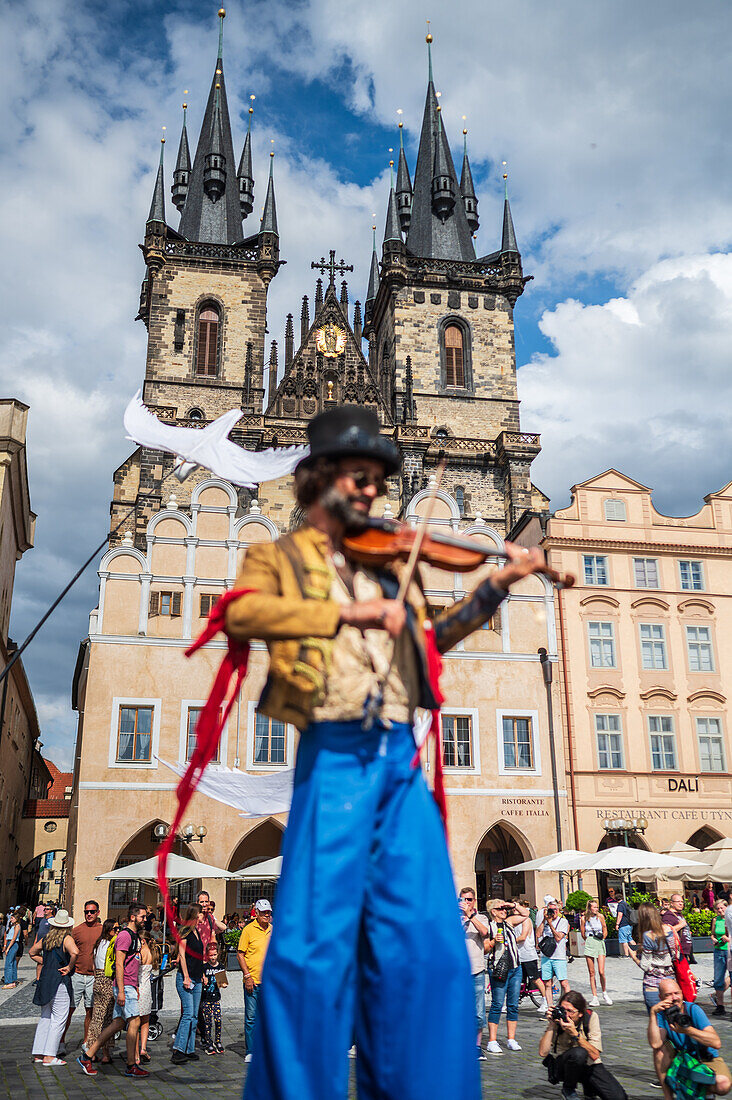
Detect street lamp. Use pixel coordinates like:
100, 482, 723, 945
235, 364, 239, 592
182, 824, 207, 843
538, 648, 565, 900
602, 814, 648, 900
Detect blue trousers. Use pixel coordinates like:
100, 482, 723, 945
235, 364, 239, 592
487, 965, 522, 1023
244, 983, 260, 1053
174, 971, 202, 1053
3, 941, 18, 984
244, 719, 480, 1100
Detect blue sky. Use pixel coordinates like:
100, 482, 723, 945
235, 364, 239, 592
1, 0, 731, 768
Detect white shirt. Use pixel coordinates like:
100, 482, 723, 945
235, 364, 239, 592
539, 916, 569, 961
517, 918, 538, 963
94, 938, 110, 969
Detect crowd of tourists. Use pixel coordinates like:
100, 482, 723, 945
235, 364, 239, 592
461, 883, 732, 1099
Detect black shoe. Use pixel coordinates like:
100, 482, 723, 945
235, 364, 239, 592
170, 1051, 187, 1065
712, 1006, 726, 1017
186, 1052, 200, 1061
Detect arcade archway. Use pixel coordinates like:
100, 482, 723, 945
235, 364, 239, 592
596, 832, 649, 901
226, 818, 284, 915
687, 826, 724, 850
474, 823, 531, 911
107, 820, 199, 915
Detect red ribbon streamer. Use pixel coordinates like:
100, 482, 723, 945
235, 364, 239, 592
412, 618, 448, 832
156, 588, 254, 950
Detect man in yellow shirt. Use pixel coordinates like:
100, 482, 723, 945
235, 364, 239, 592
238, 900, 273, 1061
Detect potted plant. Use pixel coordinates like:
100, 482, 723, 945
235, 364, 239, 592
224, 927, 242, 970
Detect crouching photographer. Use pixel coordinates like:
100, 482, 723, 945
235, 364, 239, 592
648, 978, 731, 1099
539, 991, 628, 1100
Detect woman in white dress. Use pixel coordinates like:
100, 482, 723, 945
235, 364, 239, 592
136, 934, 155, 1064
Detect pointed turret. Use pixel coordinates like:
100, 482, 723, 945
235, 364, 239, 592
315, 278, 323, 312
267, 340, 278, 407
237, 96, 255, 218
365, 224, 379, 322
353, 300, 362, 342
383, 186, 402, 244
260, 151, 278, 235
300, 296, 310, 344
177, 10, 244, 244
396, 120, 412, 233
172, 101, 191, 212
501, 171, 519, 256
340, 280, 348, 310
404, 32, 475, 261
284, 313, 294, 367
147, 137, 167, 226
431, 108, 455, 223
460, 126, 479, 234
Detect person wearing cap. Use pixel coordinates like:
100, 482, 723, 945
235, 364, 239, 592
29, 909, 78, 1066
237, 899, 273, 1062
223, 406, 551, 1100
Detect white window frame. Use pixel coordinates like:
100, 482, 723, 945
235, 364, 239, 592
604, 499, 626, 522
595, 714, 624, 770
696, 717, 726, 773
246, 701, 295, 771
108, 698, 161, 769
583, 555, 609, 586
587, 621, 617, 669
633, 558, 660, 589
648, 715, 677, 771
686, 625, 715, 673
679, 560, 704, 592
639, 623, 668, 671
497, 708, 542, 777
178, 699, 228, 767
441, 707, 481, 775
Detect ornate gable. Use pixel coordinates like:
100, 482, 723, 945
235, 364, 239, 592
266, 283, 392, 424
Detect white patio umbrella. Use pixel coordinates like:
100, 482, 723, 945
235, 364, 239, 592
96, 854, 237, 950
634, 842, 712, 883
572, 847, 706, 873
232, 856, 282, 881
500, 850, 590, 873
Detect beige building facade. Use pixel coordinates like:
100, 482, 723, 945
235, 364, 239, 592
516, 470, 732, 872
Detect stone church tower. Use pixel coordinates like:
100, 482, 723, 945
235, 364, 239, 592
111, 15, 542, 541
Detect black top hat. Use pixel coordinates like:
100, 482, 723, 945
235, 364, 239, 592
297, 406, 400, 475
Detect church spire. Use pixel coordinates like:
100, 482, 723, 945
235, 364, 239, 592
501, 167, 519, 255
395, 114, 412, 233
260, 149, 278, 235
237, 95, 255, 218
460, 123, 479, 234
404, 31, 475, 261
147, 134, 167, 226
171, 99, 191, 212
383, 157, 402, 244
177, 9, 243, 244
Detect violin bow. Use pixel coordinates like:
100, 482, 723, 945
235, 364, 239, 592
362, 461, 446, 729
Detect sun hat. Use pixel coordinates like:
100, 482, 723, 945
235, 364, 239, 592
254, 899, 272, 913
48, 909, 74, 928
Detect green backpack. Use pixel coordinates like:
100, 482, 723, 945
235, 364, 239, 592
666, 1050, 715, 1100
104, 935, 117, 978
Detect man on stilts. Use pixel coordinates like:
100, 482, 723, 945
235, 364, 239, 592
223, 406, 551, 1100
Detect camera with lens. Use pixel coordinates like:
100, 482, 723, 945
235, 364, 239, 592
551, 1005, 567, 1023
665, 1004, 692, 1029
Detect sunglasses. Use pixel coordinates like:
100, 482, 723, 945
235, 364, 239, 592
344, 470, 387, 496
84, 910, 98, 916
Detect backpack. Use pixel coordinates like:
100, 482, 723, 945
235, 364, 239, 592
106, 929, 139, 979
103, 935, 117, 978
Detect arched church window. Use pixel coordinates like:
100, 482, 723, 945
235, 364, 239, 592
444, 324, 464, 387
195, 304, 220, 376
188, 407, 204, 421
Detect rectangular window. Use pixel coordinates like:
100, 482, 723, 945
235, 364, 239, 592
117, 706, 153, 762
442, 714, 474, 768
254, 711, 287, 766
583, 555, 609, 586
679, 561, 704, 591
185, 707, 220, 764
595, 714, 624, 769
696, 717, 726, 772
199, 593, 214, 617
686, 626, 714, 672
649, 716, 677, 770
588, 621, 616, 668
640, 623, 668, 670
634, 558, 659, 588
149, 591, 182, 617
501, 716, 534, 770
110, 857, 141, 907
604, 499, 626, 522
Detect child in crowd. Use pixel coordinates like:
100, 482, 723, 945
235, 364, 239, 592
200, 940, 224, 1054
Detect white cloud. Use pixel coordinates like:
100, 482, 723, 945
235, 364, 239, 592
519, 252, 732, 513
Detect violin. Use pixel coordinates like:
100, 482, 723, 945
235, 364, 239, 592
343, 516, 575, 590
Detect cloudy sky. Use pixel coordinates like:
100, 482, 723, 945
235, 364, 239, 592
1, 0, 730, 768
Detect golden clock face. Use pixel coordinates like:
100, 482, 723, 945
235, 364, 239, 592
315, 322, 346, 358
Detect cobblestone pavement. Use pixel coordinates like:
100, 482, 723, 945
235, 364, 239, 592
1, 955, 729, 1099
